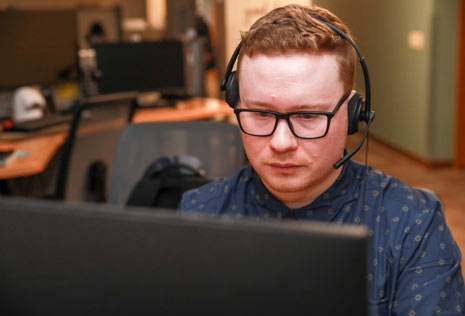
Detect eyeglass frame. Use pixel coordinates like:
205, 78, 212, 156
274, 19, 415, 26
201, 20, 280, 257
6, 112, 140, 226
233, 92, 351, 139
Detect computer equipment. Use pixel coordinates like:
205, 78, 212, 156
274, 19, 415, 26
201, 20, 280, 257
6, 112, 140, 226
0, 197, 368, 316
93, 40, 188, 98
2, 113, 71, 132
1, 85, 73, 132
0, 10, 78, 89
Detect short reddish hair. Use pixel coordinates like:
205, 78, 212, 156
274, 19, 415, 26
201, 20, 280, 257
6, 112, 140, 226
238, 4, 356, 93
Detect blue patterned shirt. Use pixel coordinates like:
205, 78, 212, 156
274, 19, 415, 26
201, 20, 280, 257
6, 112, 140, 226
180, 160, 465, 315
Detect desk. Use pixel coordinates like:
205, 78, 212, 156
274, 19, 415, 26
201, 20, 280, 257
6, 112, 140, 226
132, 97, 233, 123
0, 98, 233, 179
0, 134, 66, 179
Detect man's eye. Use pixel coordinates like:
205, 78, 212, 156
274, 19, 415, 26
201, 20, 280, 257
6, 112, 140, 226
294, 113, 314, 120
257, 112, 272, 118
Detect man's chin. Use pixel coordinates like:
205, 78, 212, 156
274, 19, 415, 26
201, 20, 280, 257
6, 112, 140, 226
261, 176, 308, 194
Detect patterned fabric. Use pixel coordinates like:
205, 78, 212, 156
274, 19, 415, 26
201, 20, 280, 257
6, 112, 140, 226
180, 160, 465, 315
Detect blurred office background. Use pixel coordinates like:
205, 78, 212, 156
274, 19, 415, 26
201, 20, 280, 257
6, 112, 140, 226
0, 0, 462, 165
0, 0, 464, 242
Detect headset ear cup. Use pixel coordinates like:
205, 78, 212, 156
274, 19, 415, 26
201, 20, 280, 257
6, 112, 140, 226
347, 93, 363, 135
225, 71, 239, 108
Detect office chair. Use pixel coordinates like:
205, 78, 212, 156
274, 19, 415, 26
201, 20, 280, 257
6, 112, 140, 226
53, 96, 137, 202
107, 121, 246, 205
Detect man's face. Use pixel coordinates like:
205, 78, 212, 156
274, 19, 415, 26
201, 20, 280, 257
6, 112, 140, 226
238, 53, 350, 207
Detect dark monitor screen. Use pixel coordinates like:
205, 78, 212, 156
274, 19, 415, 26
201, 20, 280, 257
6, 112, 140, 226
93, 40, 186, 96
0, 10, 78, 89
0, 198, 368, 316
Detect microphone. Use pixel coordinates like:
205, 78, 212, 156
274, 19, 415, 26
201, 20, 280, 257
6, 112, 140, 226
333, 111, 375, 169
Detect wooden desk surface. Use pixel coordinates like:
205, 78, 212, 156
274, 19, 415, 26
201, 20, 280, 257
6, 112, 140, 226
0, 133, 66, 179
0, 98, 233, 179
132, 97, 233, 123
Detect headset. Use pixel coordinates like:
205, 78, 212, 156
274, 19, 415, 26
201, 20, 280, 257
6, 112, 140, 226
220, 19, 375, 169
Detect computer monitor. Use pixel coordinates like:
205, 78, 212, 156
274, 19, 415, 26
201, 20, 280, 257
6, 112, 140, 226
0, 10, 78, 89
93, 40, 187, 97
0, 197, 368, 316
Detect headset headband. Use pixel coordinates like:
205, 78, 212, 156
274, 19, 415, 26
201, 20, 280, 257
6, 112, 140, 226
220, 19, 372, 123
318, 20, 371, 122
220, 43, 242, 92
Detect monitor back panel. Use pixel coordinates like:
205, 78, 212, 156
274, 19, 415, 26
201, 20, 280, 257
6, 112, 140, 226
93, 40, 186, 95
0, 198, 368, 316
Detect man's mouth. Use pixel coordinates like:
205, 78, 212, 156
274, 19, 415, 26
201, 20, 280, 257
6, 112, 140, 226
268, 163, 301, 173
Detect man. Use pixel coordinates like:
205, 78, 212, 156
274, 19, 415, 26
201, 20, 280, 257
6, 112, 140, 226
180, 4, 465, 315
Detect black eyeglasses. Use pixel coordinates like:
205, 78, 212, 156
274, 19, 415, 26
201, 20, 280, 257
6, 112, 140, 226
234, 92, 350, 139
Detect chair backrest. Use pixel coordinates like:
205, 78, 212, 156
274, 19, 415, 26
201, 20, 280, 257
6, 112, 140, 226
54, 98, 136, 202
107, 121, 245, 205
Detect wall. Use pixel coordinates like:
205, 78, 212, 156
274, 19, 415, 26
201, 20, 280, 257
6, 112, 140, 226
314, 0, 458, 163
429, 0, 458, 161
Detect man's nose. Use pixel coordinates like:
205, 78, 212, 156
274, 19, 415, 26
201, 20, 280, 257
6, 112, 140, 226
269, 119, 298, 152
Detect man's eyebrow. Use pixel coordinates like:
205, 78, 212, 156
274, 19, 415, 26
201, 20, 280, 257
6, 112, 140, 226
240, 100, 272, 108
293, 103, 331, 111
242, 100, 332, 111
